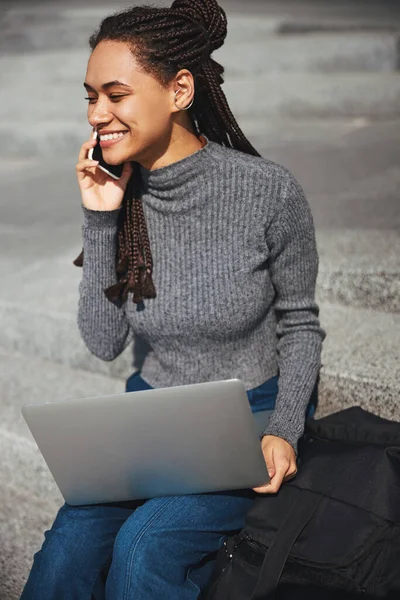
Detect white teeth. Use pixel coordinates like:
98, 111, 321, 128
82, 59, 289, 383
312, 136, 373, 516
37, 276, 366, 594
99, 132, 127, 141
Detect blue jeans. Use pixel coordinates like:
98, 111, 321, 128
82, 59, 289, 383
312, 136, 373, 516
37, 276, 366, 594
20, 373, 282, 599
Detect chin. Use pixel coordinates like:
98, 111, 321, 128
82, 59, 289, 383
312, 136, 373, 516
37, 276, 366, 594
107, 146, 138, 165
102, 151, 127, 165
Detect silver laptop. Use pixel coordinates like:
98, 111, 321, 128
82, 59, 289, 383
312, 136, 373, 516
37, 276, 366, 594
21, 379, 270, 506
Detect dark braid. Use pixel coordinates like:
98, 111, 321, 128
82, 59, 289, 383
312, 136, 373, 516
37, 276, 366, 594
74, 0, 261, 309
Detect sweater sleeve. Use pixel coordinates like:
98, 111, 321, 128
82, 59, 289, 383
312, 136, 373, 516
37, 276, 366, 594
77, 205, 134, 361
262, 172, 326, 453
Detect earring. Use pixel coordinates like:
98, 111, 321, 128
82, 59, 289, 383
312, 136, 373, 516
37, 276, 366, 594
174, 90, 194, 111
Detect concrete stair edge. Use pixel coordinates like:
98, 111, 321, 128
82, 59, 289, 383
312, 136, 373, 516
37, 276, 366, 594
316, 269, 400, 313
0, 425, 62, 600
0, 345, 127, 442
2, 29, 399, 72
317, 368, 399, 421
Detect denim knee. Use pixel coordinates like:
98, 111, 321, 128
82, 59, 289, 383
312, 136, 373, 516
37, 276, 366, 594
110, 521, 188, 598
21, 529, 91, 599
21, 504, 113, 600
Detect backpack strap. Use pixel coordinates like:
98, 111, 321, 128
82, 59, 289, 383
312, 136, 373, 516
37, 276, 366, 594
250, 489, 321, 600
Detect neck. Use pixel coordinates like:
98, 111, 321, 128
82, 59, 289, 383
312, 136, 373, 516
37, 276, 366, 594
139, 135, 215, 214
140, 128, 206, 172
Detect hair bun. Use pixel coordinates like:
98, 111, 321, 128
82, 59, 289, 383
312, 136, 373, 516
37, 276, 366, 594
171, 0, 227, 53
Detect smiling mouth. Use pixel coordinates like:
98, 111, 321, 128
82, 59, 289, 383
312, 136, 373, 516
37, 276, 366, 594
99, 131, 128, 140
99, 132, 129, 148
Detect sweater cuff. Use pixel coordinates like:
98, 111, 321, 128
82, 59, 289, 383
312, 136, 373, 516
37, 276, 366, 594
82, 205, 121, 229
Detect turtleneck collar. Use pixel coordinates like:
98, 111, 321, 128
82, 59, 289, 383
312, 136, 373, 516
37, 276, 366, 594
139, 135, 219, 214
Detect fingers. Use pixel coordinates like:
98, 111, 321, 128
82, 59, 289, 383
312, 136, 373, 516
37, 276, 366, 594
253, 436, 297, 495
76, 158, 99, 182
252, 443, 279, 494
264, 447, 276, 479
267, 459, 290, 494
77, 135, 99, 182
283, 469, 298, 482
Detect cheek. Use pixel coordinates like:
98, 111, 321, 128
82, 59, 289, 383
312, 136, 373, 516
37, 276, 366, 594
136, 94, 171, 130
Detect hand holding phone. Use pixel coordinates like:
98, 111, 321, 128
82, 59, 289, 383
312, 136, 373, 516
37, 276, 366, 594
76, 131, 133, 212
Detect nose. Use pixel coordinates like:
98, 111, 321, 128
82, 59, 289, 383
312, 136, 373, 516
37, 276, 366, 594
88, 101, 113, 129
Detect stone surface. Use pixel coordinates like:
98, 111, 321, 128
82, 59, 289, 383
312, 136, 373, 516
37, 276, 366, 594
216, 33, 400, 74
316, 229, 400, 312
0, 10, 280, 55
0, 427, 62, 600
2, 8, 398, 71
2, 1, 400, 58
225, 72, 400, 118
248, 118, 400, 231
317, 303, 400, 420
0, 298, 133, 379
0, 347, 126, 441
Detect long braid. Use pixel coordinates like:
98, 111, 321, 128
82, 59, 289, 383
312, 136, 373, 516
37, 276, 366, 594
74, 0, 261, 309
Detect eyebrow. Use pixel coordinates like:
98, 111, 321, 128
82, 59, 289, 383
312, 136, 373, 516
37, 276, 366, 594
83, 81, 132, 92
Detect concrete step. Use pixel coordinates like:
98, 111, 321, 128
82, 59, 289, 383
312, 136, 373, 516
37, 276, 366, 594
0, 347, 125, 442
2, 3, 400, 55
0, 11, 280, 55
2, 6, 398, 72
245, 118, 400, 232
315, 229, 400, 312
317, 302, 400, 420
216, 33, 400, 75
0, 427, 62, 600
225, 72, 400, 118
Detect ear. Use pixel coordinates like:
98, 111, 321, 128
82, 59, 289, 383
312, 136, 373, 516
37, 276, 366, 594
171, 69, 195, 112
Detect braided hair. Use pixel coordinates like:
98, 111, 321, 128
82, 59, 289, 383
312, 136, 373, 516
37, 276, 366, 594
74, 0, 261, 310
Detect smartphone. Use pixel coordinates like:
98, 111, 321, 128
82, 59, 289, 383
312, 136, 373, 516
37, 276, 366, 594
88, 130, 124, 180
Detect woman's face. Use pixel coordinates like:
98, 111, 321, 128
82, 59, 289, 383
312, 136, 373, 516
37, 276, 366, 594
85, 40, 178, 166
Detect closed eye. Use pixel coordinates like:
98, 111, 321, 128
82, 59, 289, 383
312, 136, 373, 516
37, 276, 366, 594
85, 95, 127, 104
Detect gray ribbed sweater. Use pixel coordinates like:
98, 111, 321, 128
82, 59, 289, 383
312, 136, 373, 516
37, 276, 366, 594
77, 139, 325, 451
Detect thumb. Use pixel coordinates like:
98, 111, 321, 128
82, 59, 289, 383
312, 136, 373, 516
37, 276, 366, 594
262, 443, 275, 479
266, 457, 275, 479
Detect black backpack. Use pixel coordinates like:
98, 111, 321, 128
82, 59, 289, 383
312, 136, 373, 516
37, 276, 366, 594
202, 407, 400, 600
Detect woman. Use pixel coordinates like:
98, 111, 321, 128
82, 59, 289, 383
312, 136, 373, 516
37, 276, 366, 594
21, 0, 325, 598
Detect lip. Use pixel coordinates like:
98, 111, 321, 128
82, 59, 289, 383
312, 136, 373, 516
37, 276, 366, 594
99, 131, 129, 149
